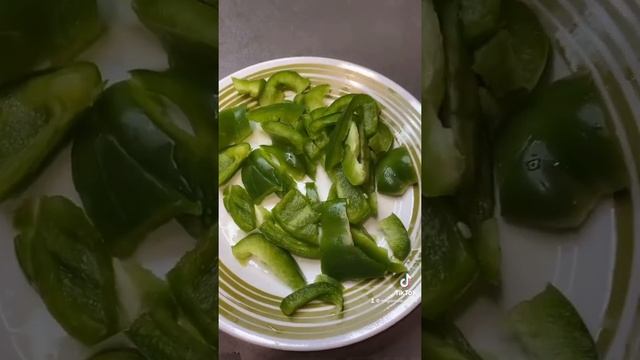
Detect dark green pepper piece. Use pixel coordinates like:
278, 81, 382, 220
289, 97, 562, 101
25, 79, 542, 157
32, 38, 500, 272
423, 322, 483, 360
351, 227, 406, 273
0, 0, 104, 86
376, 146, 418, 196
369, 121, 394, 154
127, 307, 216, 360
262, 121, 306, 153
87, 349, 146, 360
280, 282, 343, 316
14, 196, 118, 345
459, 0, 502, 45
320, 200, 386, 281
167, 233, 217, 347
423, 197, 478, 319
258, 71, 310, 106
305, 182, 320, 203
273, 188, 320, 244
325, 94, 356, 114
294, 84, 331, 111
308, 112, 342, 137
259, 216, 321, 259
223, 185, 256, 232
232, 234, 306, 290
232, 77, 265, 98
0, 63, 102, 201
219, 143, 251, 185
248, 102, 305, 126
496, 75, 627, 229
333, 168, 371, 224
343, 120, 370, 186
241, 148, 295, 203
261, 145, 306, 180
219, 105, 251, 150
379, 213, 411, 261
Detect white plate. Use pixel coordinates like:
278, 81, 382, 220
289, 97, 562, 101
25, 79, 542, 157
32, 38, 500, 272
218, 57, 422, 351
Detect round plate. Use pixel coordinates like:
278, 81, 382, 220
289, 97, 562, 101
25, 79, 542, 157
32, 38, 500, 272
455, 2, 640, 359
218, 57, 422, 351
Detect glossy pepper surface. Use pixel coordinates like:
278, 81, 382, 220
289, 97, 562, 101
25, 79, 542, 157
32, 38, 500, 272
280, 282, 343, 316
272, 188, 320, 244
380, 213, 411, 261
247, 103, 305, 125
496, 75, 627, 229
232, 77, 265, 98
14, 196, 118, 345
0, 63, 102, 201
351, 227, 406, 273
333, 168, 372, 224
259, 215, 321, 259
259, 71, 310, 106
219, 105, 251, 150
223, 185, 256, 232
219, 143, 251, 185
241, 148, 295, 203
294, 84, 331, 111
376, 146, 418, 196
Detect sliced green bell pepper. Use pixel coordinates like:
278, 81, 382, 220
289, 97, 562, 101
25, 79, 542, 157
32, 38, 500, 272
14, 196, 118, 345
258, 71, 310, 106
325, 94, 356, 114
261, 144, 306, 180
351, 227, 406, 273
167, 233, 217, 347
259, 216, 321, 259
343, 120, 370, 186
87, 349, 146, 360
280, 282, 343, 316
232, 77, 265, 98
219, 143, 251, 185
294, 84, 331, 111
423, 322, 483, 360
262, 121, 306, 153
0, 62, 102, 201
223, 185, 256, 232
232, 234, 306, 289
248, 102, 305, 126
320, 200, 386, 281
219, 105, 251, 150
305, 182, 320, 203
333, 168, 371, 224
376, 146, 418, 196
380, 213, 411, 261
272, 188, 321, 244
308, 112, 342, 137
241, 148, 295, 203
459, 0, 502, 45
369, 121, 394, 154
496, 75, 627, 229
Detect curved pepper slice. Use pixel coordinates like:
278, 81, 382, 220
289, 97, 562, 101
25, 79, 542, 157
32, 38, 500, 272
219, 105, 251, 150
259, 216, 321, 259
343, 120, 370, 186
14, 196, 118, 345
0, 62, 102, 201
167, 233, 217, 347
496, 75, 627, 228
351, 227, 406, 273
380, 213, 411, 261
248, 102, 305, 126
325, 94, 356, 114
232, 77, 265, 98
223, 185, 256, 232
232, 234, 306, 289
261, 145, 306, 180
262, 121, 306, 153
87, 349, 146, 360
376, 146, 418, 196
320, 200, 386, 281
333, 168, 372, 224
305, 182, 320, 203
294, 84, 330, 111
241, 148, 295, 203
273, 188, 320, 244
369, 121, 394, 155
219, 143, 251, 185
280, 282, 343, 316
258, 71, 310, 106
126, 307, 216, 360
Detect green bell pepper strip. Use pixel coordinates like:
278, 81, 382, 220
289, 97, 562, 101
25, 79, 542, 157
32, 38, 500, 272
379, 213, 411, 261
132, 0, 217, 89
241, 148, 295, 203
167, 233, 217, 347
314, 274, 343, 289
343, 120, 370, 186
219, 105, 251, 150
0, 0, 104, 86
273, 188, 321, 244
325, 94, 356, 114
376, 146, 418, 196
351, 227, 406, 273
0, 62, 102, 201
308, 112, 342, 137
232, 77, 265, 98
259, 216, 322, 259
368, 191, 378, 216
459, 0, 502, 45
87, 349, 146, 360
422, 322, 483, 360
14, 196, 118, 345
472, 0, 550, 96
280, 282, 343, 316
294, 84, 331, 111
260, 145, 306, 180
233, 234, 306, 289
262, 121, 306, 153
219, 143, 251, 185
305, 182, 320, 203
369, 121, 394, 154
333, 168, 371, 224
320, 200, 386, 281
360, 100, 380, 138
508, 284, 598, 360
258, 71, 310, 106
496, 75, 627, 229
247, 102, 305, 126
423, 197, 478, 320
223, 185, 256, 232
327, 183, 338, 201
127, 307, 216, 360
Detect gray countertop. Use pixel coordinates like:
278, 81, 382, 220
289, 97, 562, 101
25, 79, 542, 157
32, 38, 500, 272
219, 0, 421, 358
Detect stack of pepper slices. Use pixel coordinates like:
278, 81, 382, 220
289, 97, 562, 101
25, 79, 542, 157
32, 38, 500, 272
219, 71, 418, 316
